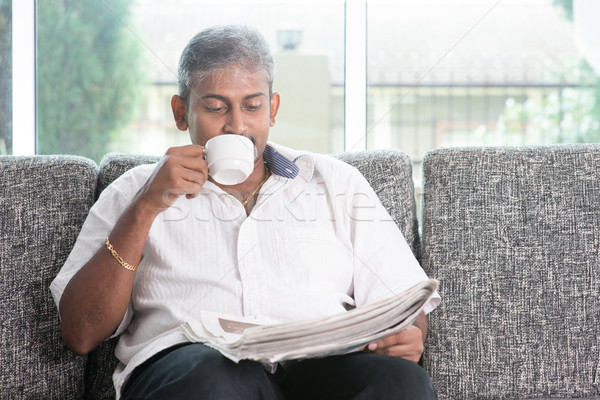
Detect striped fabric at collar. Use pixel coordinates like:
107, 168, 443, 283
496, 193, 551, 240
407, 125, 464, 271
263, 145, 300, 179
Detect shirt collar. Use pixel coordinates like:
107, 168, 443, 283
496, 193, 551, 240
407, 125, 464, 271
263, 142, 314, 182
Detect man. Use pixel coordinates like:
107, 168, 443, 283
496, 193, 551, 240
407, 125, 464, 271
51, 25, 439, 399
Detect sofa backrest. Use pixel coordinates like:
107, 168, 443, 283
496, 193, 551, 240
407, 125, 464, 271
335, 149, 420, 258
0, 156, 98, 399
85, 149, 420, 399
420, 145, 600, 399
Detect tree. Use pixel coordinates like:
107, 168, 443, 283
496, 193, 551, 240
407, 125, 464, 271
552, 0, 573, 20
37, 0, 146, 162
492, 0, 600, 145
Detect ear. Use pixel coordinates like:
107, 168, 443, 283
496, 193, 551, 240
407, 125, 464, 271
171, 95, 189, 131
269, 92, 281, 127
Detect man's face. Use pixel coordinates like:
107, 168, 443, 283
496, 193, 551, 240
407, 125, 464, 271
183, 67, 279, 163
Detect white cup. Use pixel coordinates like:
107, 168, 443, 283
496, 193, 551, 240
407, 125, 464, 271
203, 135, 255, 185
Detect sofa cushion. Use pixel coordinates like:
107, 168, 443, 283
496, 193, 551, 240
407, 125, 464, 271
95, 153, 161, 200
335, 149, 420, 258
0, 155, 98, 399
85, 149, 420, 398
421, 145, 600, 399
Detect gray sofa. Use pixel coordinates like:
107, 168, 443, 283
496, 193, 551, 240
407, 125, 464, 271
1, 145, 599, 399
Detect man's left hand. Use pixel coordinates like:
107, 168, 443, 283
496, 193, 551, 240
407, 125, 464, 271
366, 311, 428, 363
366, 326, 424, 363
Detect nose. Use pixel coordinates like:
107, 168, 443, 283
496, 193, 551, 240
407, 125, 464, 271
224, 107, 246, 134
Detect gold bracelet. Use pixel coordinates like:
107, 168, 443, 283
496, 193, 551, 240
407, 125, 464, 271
105, 238, 139, 271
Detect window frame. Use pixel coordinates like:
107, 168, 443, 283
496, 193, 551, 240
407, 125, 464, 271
12, 0, 36, 155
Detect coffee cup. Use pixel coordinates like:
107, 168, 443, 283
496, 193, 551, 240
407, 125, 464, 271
203, 135, 255, 185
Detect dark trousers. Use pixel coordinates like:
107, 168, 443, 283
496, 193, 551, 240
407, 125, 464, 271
122, 343, 438, 400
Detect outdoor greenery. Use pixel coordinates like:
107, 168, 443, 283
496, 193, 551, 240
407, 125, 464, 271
552, 0, 573, 20
4, 0, 598, 158
494, 0, 600, 145
37, 0, 146, 162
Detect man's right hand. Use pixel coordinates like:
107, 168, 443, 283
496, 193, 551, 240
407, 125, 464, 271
134, 144, 209, 217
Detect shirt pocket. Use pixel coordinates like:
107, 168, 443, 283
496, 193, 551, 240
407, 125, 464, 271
273, 226, 354, 292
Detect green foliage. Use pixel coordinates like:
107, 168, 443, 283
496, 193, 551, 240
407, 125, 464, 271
489, 0, 600, 146
552, 0, 573, 20
37, 0, 146, 162
495, 86, 600, 145
0, 0, 11, 154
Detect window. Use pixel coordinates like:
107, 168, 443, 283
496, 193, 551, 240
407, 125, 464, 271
34, 0, 345, 162
367, 0, 600, 181
7, 0, 600, 163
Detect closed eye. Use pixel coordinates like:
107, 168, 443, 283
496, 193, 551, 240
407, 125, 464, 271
206, 106, 227, 113
243, 104, 262, 112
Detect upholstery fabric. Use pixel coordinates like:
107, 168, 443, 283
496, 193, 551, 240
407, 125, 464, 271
0, 156, 98, 399
334, 149, 420, 258
85, 149, 419, 399
95, 153, 161, 201
421, 145, 600, 399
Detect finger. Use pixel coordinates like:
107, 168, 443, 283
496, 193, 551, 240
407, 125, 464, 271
159, 153, 208, 184
373, 341, 409, 355
368, 327, 421, 353
160, 180, 205, 204
376, 336, 424, 362
375, 344, 422, 363
183, 179, 205, 196
140, 146, 211, 211
153, 168, 206, 207
163, 146, 208, 174
181, 168, 208, 187
164, 144, 205, 158
174, 152, 208, 174
370, 332, 403, 350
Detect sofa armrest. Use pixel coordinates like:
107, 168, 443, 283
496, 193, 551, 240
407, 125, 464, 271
0, 155, 98, 398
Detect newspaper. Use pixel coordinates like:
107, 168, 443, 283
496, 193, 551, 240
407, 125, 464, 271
181, 279, 438, 363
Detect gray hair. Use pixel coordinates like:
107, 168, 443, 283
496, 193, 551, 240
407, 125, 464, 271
177, 25, 275, 106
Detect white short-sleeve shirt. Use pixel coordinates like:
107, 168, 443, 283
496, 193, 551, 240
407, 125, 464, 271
50, 142, 440, 397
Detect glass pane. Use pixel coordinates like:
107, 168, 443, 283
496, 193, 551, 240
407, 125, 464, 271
36, 0, 148, 162
36, 0, 345, 162
0, 0, 10, 155
367, 0, 600, 181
